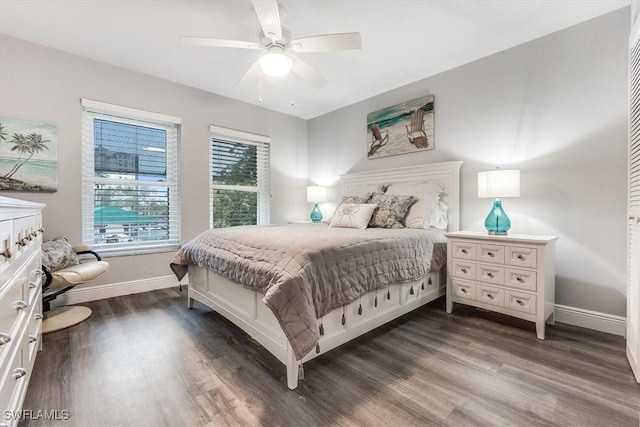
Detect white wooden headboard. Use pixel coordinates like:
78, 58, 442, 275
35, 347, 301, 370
339, 161, 463, 232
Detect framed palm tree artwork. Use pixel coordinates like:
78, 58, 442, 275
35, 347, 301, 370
0, 117, 58, 192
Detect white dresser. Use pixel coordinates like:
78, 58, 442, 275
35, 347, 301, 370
0, 197, 45, 427
445, 231, 558, 339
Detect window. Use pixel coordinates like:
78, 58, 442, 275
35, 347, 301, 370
210, 125, 270, 228
81, 99, 180, 255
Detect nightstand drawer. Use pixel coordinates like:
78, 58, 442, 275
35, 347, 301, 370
476, 243, 505, 264
506, 268, 537, 291
506, 246, 537, 268
476, 283, 504, 307
452, 241, 475, 260
505, 290, 536, 314
451, 260, 475, 280
452, 279, 475, 300
477, 264, 504, 285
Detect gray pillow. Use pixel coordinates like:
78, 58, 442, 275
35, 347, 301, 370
368, 194, 418, 228
340, 193, 374, 204
42, 237, 79, 272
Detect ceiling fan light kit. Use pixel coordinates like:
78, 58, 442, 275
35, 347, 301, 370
259, 46, 293, 77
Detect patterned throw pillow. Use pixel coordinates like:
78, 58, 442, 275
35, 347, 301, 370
329, 204, 378, 229
340, 193, 374, 204
368, 194, 418, 229
42, 237, 79, 272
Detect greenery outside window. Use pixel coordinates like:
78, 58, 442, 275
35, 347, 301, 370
210, 125, 270, 228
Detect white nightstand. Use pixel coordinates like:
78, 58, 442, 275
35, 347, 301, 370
445, 231, 558, 339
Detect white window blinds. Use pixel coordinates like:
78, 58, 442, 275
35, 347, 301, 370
81, 99, 181, 255
210, 125, 270, 228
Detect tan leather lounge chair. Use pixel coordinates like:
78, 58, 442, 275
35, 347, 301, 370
42, 245, 109, 333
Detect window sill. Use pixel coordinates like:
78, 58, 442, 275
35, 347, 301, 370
94, 244, 180, 258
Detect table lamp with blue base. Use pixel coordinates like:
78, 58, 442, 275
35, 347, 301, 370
477, 169, 520, 235
307, 185, 327, 223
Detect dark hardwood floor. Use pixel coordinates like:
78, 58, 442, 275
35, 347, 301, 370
21, 288, 639, 426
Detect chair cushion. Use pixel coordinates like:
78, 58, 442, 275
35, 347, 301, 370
49, 261, 110, 290
42, 237, 79, 272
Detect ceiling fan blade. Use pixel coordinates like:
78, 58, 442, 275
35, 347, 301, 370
291, 56, 327, 89
291, 33, 362, 53
181, 36, 260, 50
238, 62, 261, 85
252, 0, 282, 42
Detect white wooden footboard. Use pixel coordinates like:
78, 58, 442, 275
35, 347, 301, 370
187, 265, 445, 389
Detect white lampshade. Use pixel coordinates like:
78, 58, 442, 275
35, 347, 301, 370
307, 185, 327, 203
258, 48, 293, 77
478, 169, 520, 198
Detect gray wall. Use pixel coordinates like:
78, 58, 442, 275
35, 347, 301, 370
308, 8, 630, 316
0, 35, 309, 287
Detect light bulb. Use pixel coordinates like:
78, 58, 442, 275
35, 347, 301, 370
259, 52, 293, 77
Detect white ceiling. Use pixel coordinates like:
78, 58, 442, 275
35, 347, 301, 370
0, 0, 630, 119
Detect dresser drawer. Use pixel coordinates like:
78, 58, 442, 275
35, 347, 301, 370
452, 241, 475, 260
0, 272, 28, 343
476, 283, 504, 307
451, 260, 475, 280
476, 264, 504, 285
505, 290, 536, 314
476, 243, 505, 264
506, 268, 537, 291
452, 279, 475, 300
506, 246, 537, 268
0, 329, 29, 419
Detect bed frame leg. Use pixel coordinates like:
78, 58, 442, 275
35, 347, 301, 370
286, 346, 299, 390
187, 297, 194, 309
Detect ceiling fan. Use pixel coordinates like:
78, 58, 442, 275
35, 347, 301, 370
181, 0, 362, 89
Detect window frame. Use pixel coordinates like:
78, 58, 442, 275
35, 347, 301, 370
81, 99, 181, 256
209, 125, 270, 229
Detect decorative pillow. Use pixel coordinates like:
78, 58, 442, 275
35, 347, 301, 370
42, 237, 79, 272
428, 200, 449, 229
386, 182, 445, 229
329, 204, 377, 229
340, 193, 374, 204
368, 194, 418, 229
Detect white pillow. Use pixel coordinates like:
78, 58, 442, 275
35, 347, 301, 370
386, 182, 446, 229
329, 204, 377, 229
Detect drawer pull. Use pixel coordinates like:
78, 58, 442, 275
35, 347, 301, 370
487, 293, 494, 299
29, 281, 38, 289
461, 248, 468, 254
517, 254, 525, 260
26, 234, 33, 241
461, 288, 468, 294
16, 238, 27, 247
461, 268, 467, 274
34, 313, 44, 320
13, 300, 28, 311
516, 299, 524, 305
516, 276, 524, 282
1, 248, 10, 259
31, 231, 38, 237
12, 367, 27, 380
0, 333, 11, 345
487, 251, 495, 257
29, 334, 37, 343
38, 228, 44, 233
487, 272, 494, 278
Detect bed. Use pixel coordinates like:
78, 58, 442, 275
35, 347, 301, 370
171, 161, 462, 389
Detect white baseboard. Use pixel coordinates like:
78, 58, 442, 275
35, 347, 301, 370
554, 304, 626, 337
55, 275, 180, 306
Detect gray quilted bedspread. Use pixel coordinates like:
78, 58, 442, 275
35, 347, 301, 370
170, 224, 446, 360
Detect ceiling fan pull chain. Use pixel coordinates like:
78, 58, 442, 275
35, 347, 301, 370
258, 70, 263, 103
290, 71, 295, 106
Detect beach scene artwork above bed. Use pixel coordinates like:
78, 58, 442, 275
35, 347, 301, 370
367, 95, 434, 159
0, 117, 58, 192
